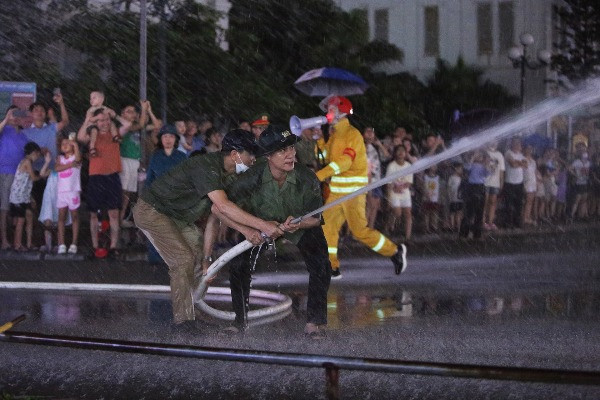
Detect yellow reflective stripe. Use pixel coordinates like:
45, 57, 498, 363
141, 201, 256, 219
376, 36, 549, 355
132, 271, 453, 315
331, 176, 369, 183
371, 234, 386, 252
328, 247, 338, 254
329, 185, 366, 193
329, 162, 341, 175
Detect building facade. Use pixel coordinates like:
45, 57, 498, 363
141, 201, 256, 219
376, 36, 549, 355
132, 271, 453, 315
334, 0, 561, 108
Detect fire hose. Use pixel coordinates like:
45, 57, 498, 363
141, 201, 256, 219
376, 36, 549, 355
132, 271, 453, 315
195, 79, 600, 321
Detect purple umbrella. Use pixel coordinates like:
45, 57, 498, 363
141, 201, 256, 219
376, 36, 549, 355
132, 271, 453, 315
294, 67, 369, 97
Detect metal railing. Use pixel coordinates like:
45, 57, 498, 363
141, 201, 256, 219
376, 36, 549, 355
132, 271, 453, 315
1, 315, 600, 399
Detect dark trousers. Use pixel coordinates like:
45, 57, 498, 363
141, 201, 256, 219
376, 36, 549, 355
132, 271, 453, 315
459, 183, 486, 239
503, 183, 524, 228
229, 226, 332, 328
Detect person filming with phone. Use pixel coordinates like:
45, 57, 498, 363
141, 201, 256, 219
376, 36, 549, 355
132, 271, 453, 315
0, 106, 29, 250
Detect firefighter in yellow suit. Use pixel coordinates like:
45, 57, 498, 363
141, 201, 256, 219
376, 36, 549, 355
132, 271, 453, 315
316, 96, 407, 279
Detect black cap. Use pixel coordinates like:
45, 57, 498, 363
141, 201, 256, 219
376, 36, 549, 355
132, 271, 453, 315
158, 124, 177, 137
157, 124, 180, 150
257, 125, 299, 157
222, 129, 257, 154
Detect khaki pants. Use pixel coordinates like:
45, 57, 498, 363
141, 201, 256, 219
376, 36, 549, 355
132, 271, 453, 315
133, 199, 203, 323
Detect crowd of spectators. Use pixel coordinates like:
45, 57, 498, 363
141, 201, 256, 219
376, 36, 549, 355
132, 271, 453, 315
365, 126, 600, 243
0, 91, 229, 258
0, 90, 598, 258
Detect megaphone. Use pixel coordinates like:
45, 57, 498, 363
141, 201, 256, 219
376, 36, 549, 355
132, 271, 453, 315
289, 115, 328, 137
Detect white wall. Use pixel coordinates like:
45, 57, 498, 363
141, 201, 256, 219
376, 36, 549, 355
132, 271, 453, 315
336, 0, 557, 106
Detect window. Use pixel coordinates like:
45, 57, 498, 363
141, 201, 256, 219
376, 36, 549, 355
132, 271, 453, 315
355, 8, 368, 38
424, 6, 439, 57
477, 2, 493, 55
498, 1, 514, 53
551, 5, 566, 48
374, 9, 389, 42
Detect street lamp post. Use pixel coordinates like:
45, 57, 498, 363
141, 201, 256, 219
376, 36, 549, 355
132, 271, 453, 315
508, 33, 552, 109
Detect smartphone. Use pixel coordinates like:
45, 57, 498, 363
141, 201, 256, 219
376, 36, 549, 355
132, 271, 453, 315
13, 109, 28, 118
53, 87, 61, 96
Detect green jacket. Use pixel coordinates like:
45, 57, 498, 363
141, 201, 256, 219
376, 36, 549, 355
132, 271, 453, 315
227, 161, 323, 244
141, 152, 236, 224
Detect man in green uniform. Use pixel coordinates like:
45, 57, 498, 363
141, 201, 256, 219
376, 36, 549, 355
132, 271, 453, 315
133, 129, 283, 331
295, 125, 326, 171
214, 125, 332, 337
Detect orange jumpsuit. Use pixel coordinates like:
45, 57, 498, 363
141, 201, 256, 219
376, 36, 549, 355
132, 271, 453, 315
316, 118, 397, 271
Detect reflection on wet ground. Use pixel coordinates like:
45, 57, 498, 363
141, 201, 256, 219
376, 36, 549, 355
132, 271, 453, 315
2, 285, 599, 332
323, 288, 600, 329
1, 243, 600, 399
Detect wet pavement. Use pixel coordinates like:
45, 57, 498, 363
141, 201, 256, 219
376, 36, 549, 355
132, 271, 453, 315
1, 224, 599, 399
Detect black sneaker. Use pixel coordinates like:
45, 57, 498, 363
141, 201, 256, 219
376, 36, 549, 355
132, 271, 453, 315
331, 268, 342, 280
390, 244, 407, 275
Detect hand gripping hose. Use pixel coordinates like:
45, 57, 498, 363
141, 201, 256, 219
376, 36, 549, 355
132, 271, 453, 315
196, 79, 600, 320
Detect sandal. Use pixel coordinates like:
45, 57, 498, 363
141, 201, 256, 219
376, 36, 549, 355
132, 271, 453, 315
304, 330, 327, 340
112, 134, 122, 143
89, 147, 99, 157
219, 324, 246, 336
14, 246, 29, 253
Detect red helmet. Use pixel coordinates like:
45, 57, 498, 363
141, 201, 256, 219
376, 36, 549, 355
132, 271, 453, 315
327, 96, 353, 115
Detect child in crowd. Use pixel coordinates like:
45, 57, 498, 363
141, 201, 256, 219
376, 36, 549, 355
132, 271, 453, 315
55, 136, 82, 254
522, 145, 537, 225
385, 145, 413, 240
204, 127, 223, 153
555, 162, 568, 221
422, 165, 440, 233
459, 150, 489, 240
174, 120, 192, 154
543, 165, 558, 220
447, 162, 464, 232
87, 91, 120, 156
483, 142, 505, 231
9, 142, 51, 251
534, 165, 546, 223
589, 153, 600, 217
569, 144, 590, 220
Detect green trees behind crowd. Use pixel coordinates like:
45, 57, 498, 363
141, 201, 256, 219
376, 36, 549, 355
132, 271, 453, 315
1, 0, 525, 138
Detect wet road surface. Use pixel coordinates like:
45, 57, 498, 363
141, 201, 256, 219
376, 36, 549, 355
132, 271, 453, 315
1, 228, 599, 399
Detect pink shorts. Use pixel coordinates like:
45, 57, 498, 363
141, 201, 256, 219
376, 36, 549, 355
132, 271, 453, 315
57, 191, 81, 210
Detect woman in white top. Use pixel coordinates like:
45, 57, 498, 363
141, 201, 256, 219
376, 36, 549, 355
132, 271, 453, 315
522, 145, 537, 225
385, 145, 413, 240
503, 138, 527, 228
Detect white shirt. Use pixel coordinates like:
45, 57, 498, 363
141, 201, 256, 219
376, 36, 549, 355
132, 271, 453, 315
57, 154, 81, 193
523, 158, 537, 193
424, 174, 440, 203
484, 150, 505, 188
571, 158, 590, 185
448, 174, 462, 203
366, 143, 383, 182
386, 160, 413, 200
504, 149, 525, 184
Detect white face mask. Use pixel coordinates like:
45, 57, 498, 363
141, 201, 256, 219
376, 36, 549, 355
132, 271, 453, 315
235, 153, 249, 174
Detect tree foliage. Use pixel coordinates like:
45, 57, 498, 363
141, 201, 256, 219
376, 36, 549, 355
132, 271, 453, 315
424, 58, 517, 132
1, 0, 515, 138
552, 0, 600, 82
